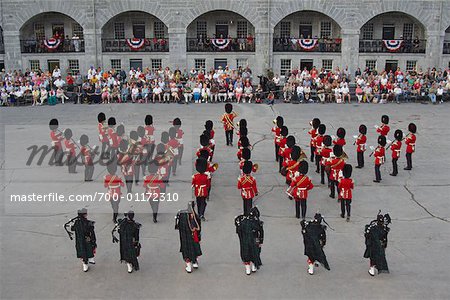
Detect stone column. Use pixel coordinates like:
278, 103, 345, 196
82, 29, 99, 72
425, 30, 445, 69
255, 28, 271, 76
341, 29, 360, 75
168, 28, 186, 70
3, 31, 22, 71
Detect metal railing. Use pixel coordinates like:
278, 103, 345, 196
444, 41, 450, 55
101, 38, 169, 52
186, 38, 255, 52
359, 39, 426, 53
273, 38, 341, 52
20, 39, 85, 53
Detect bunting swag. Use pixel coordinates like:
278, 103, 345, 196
126, 38, 145, 50
299, 39, 318, 50
44, 38, 61, 50
383, 40, 403, 52
211, 38, 231, 49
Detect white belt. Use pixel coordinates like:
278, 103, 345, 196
177, 138, 183, 144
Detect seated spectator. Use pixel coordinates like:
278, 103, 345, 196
32, 86, 40, 106
235, 83, 243, 103
201, 83, 210, 103
193, 85, 201, 103
39, 87, 48, 105
101, 86, 111, 104
56, 87, 68, 104
152, 85, 162, 103
341, 83, 351, 103
243, 82, 253, 103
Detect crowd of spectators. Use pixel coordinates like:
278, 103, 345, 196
1, 64, 450, 106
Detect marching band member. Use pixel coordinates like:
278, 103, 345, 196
64, 128, 77, 173
287, 161, 313, 220
107, 117, 119, 160
174, 118, 184, 165
49, 118, 64, 166
144, 115, 156, 160
364, 212, 391, 276
277, 126, 289, 172
314, 124, 326, 173
237, 161, 259, 215
373, 135, 387, 183
320, 135, 333, 185
221, 103, 237, 146
97, 112, 109, 159
143, 162, 165, 223
339, 164, 354, 221
404, 123, 417, 170
301, 213, 330, 275
196, 134, 213, 161
308, 118, 321, 163
104, 162, 124, 223
168, 127, 180, 176
333, 127, 346, 148
272, 116, 284, 162
390, 130, 403, 176
117, 139, 134, 193
192, 158, 210, 221
79, 134, 95, 182
326, 145, 346, 199
375, 115, 390, 136
355, 124, 367, 168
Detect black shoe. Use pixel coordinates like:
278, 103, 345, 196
315, 170, 320, 174
373, 180, 380, 183
320, 180, 325, 185
355, 166, 362, 169
329, 194, 335, 199
340, 214, 345, 218
153, 218, 157, 223
404, 167, 412, 170
346, 217, 350, 222
389, 173, 397, 176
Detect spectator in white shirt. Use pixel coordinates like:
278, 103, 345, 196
152, 86, 162, 103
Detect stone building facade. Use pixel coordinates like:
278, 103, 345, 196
1, 0, 450, 76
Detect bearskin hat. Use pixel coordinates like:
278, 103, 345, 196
108, 117, 116, 126
343, 164, 352, 178
243, 160, 253, 175
312, 118, 321, 129
225, 103, 233, 113
239, 126, 248, 137
359, 124, 367, 135
116, 124, 125, 136
173, 117, 181, 126
323, 135, 332, 147
79, 134, 89, 146
240, 136, 250, 148
118, 139, 129, 153
239, 119, 247, 128
200, 134, 209, 146
137, 126, 145, 138
337, 127, 346, 139
160, 131, 169, 144
202, 130, 211, 140
130, 130, 139, 142
286, 135, 296, 148
333, 145, 343, 157
198, 149, 210, 160
276, 116, 284, 127
64, 128, 72, 139
378, 135, 387, 147
280, 126, 288, 137
107, 161, 117, 175
205, 120, 213, 131
169, 127, 177, 139
97, 112, 106, 123
381, 115, 389, 125
145, 115, 153, 125
299, 160, 309, 175
290, 145, 301, 161
196, 158, 207, 173
156, 143, 166, 154
394, 129, 403, 141
148, 161, 159, 174
318, 124, 326, 135
408, 123, 417, 134
49, 118, 59, 130
242, 147, 251, 160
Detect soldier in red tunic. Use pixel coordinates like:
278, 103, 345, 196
168, 127, 180, 176
308, 118, 320, 163
314, 124, 326, 173
143, 162, 165, 223
355, 124, 367, 168
107, 117, 119, 160
376, 115, 390, 137
333, 127, 346, 148
404, 123, 417, 170
192, 158, 210, 220
221, 103, 237, 146
145, 115, 156, 159
277, 126, 288, 172
104, 162, 124, 223
237, 136, 251, 161
272, 116, 284, 161
79, 134, 95, 181
137, 126, 149, 177
63, 128, 77, 173
204, 120, 215, 159
279, 135, 296, 174
97, 112, 109, 159
390, 129, 403, 176
373, 135, 386, 183
129, 131, 143, 185
196, 134, 213, 161
49, 118, 64, 166
339, 164, 354, 222
325, 145, 346, 199
320, 135, 333, 185
287, 161, 313, 220
283, 146, 305, 186
237, 125, 248, 149
153, 143, 172, 187
237, 161, 259, 215
173, 118, 184, 165
239, 148, 258, 174
117, 139, 134, 193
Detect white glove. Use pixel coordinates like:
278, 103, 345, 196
374, 125, 379, 129
353, 135, 358, 139
369, 146, 375, 151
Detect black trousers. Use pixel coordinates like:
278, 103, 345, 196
406, 152, 413, 169
243, 198, 253, 215
295, 200, 307, 219
111, 199, 120, 222
150, 198, 159, 220
134, 165, 141, 183
329, 180, 339, 198
320, 164, 327, 184
172, 155, 178, 175
196, 197, 207, 217
310, 146, 316, 162
178, 145, 184, 165
279, 157, 283, 172
101, 142, 110, 159
315, 155, 322, 172
340, 199, 351, 217
52, 147, 64, 166
275, 144, 280, 161
84, 164, 94, 181
357, 151, 364, 168
392, 158, 398, 175
375, 164, 381, 181
125, 175, 133, 193
225, 130, 234, 145
67, 154, 77, 173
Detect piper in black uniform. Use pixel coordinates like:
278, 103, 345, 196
235, 206, 264, 275
64, 208, 96, 272
300, 213, 330, 275
175, 201, 202, 273
112, 211, 141, 273
364, 211, 391, 276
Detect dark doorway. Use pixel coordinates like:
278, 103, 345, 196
133, 24, 146, 38
382, 26, 395, 40
216, 24, 229, 38
52, 24, 64, 37
47, 60, 60, 72
130, 59, 143, 70
214, 59, 227, 69
300, 59, 313, 71
299, 25, 313, 38
385, 60, 398, 73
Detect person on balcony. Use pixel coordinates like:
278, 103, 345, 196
413, 36, 420, 52
72, 34, 81, 52
246, 34, 254, 51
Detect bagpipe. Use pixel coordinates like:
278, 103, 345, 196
111, 217, 127, 243
63, 216, 80, 240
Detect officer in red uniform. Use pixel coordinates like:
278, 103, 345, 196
168, 127, 180, 176
104, 162, 124, 223
314, 124, 326, 173
338, 164, 354, 222
49, 118, 64, 166
137, 126, 149, 177
404, 123, 417, 170
63, 128, 77, 173
145, 115, 156, 159
355, 125, 367, 168
308, 118, 320, 162
97, 112, 109, 159
390, 129, 403, 176
173, 118, 184, 165
221, 103, 238, 146
143, 162, 165, 223
107, 117, 119, 160
325, 145, 346, 199
373, 135, 386, 183
376, 115, 390, 137
80, 134, 95, 182
272, 116, 284, 161
192, 158, 211, 220
333, 127, 346, 148
287, 161, 313, 220
238, 161, 259, 215
320, 135, 333, 185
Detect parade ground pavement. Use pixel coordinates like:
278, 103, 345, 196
1, 102, 449, 299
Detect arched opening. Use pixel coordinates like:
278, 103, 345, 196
19, 12, 84, 53
186, 10, 255, 52
101, 11, 169, 53
273, 11, 342, 53
444, 26, 450, 55
359, 12, 426, 53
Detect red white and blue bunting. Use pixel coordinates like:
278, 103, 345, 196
383, 40, 403, 52
126, 38, 145, 50
43, 38, 61, 50
291, 39, 318, 50
211, 38, 231, 49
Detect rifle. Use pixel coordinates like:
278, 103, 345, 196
63, 216, 80, 240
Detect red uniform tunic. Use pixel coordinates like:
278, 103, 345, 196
280, 147, 293, 163
192, 173, 211, 197
284, 160, 300, 183
98, 122, 108, 143
314, 135, 324, 155
390, 140, 402, 159
117, 152, 134, 176
374, 146, 385, 165
308, 128, 317, 147
272, 126, 281, 144
50, 130, 63, 150
320, 147, 332, 166
377, 124, 390, 136
145, 125, 155, 144
103, 174, 124, 199
237, 174, 258, 199
80, 146, 93, 165
64, 139, 76, 157
289, 174, 314, 200
167, 138, 180, 156
405, 133, 416, 153
333, 138, 346, 147
154, 154, 171, 177
338, 178, 354, 200
221, 112, 237, 131
108, 128, 120, 148
326, 157, 346, 181
356, 134, 367, 152
176, 128, 184, 145
143, 174, 165, 196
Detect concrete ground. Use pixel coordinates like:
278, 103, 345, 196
1, 102, 449, 300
